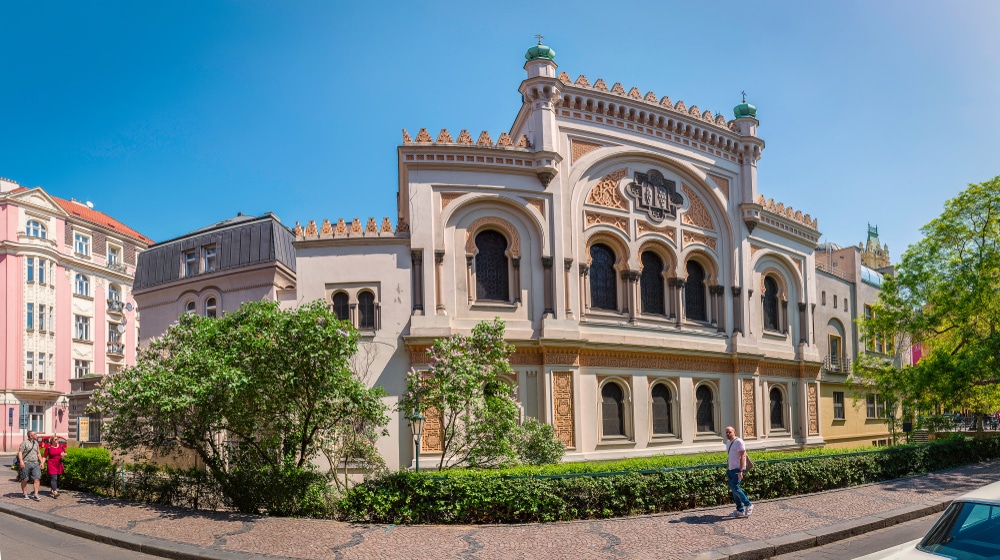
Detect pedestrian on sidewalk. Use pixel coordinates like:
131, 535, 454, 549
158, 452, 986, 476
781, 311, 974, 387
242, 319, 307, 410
46, 438, 66, 498
17, 431, 42, 501
724, 426, 753, 518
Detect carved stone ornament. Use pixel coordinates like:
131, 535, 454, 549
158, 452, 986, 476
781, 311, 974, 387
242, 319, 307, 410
742, 378, 756, 438
681, 184, 715, 230
585, 168, 628, 210
626, 170, 683, 223
552, 371, 576, 448
808, 384, 820, 436
465, 217, 521, 257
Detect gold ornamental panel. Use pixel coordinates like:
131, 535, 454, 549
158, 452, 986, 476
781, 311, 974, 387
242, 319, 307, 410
808, 383, 819, 436
742, 378, 756, 438
421, 406, 444, 452
552, 371, 576, 449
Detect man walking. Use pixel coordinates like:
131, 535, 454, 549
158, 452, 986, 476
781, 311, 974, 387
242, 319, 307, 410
17, 431, 42, 501
724, 426, 753, 518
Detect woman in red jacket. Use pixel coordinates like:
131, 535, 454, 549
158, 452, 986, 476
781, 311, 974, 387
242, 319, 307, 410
46, 439, 66, 498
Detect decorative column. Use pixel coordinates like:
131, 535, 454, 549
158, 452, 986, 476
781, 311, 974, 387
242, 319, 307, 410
708, 284, 719, 326
619, 270, 631, 318
627, 270, 640, 323
781, 300, 789, 335
564, 259, 573, 318
662, 271, 671, 320
711, 285, 726, 333
466, 255, 474, 304
579, 263, 590, 315
512, 257, 522, 304
731, 286, 743, 335
542, 256, 554, 318
410, 250, 424, 315
798, 302, 808, 344
668, 277, 685, 327
434, 250, 446, 315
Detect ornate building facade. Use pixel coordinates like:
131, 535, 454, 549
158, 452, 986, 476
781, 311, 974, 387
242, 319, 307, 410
295, 43, 881, 469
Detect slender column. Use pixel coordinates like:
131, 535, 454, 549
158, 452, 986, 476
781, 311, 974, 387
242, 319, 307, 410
747, 288, 754, 335
627, 270, 639, 323
781, 300, 789, 335
542, 256, 554, 318
512, 257, 522, 304
731, 286, 743, 335
619, 270, 631, 317
579, 263, 590, 315
661, 271, 671, 319
434, 250, 446, 315
711, 285, 726, 333
798, 302, 808, 344
708, 284, 719, 326
466, 255, 474, 304
811, 303, 817, 345
668, 277, 685, 327
564, 259, 573, 318
410, 250, 424, 315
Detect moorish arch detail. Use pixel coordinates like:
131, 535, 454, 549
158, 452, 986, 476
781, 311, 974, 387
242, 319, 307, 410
680, 184, 715, 230
682, 230, 717, 251
585, 168, 628, 210
572, 140, 605, 164
637, 220, 677, 242
552, 371, 576, 448
585, 211, 628, 234
742, 378, 756, 438
441, 192, 463, 209
464, 217, 521, 257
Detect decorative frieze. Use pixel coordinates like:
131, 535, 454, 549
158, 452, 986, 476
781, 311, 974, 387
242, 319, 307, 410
681, 184, 715, 231
757, 195, 819, 230
636, 220, 677, 242
584, 211, 628, 234
742, 378, 756, 438
682, 230, 717, 251
572, 140, 604, 163
584, 168, 628, 210
552, 371, 576, 448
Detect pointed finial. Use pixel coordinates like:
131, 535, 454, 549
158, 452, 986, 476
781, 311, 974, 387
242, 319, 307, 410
534, 34, 544, 45
741, 90, 747, 103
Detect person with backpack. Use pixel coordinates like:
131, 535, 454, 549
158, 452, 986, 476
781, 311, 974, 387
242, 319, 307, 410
17, 431, 42, 501
724, 426, 753, 518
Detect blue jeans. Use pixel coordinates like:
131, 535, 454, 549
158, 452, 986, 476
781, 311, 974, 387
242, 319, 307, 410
727, 468, 752, 511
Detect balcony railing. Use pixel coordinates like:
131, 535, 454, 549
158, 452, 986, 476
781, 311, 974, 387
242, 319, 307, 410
823, 354, 851, 373
107, 342, 125, 356
107, 299, 125, 314
107, 261, 127, 274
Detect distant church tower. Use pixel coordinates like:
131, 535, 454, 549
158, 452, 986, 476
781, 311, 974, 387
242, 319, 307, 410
859, 223, 890, 269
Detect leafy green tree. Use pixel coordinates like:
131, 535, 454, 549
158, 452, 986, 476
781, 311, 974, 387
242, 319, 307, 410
92, 300, 389, 514
859, 176, 1000, 429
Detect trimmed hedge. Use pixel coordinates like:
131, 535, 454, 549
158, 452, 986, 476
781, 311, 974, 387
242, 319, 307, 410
339, 436, 1000, 524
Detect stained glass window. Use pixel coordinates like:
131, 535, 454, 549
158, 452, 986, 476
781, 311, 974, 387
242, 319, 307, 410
696, 385, 715, 432
763, 276, 780, 331
641, 252, 665, 315
770, 387, 784, 429
590, 244, 618, 311
685, 261, 707, 321
332, 292, 350, 322
651, 383, 672, 435
475, 230, 509, 301
601, 382, 625, 437
358, 291, 376, 330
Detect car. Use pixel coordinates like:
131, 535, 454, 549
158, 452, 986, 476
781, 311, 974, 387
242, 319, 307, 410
856, 479, 1000, 559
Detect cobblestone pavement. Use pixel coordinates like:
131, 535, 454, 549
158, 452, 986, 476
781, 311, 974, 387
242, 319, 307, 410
1, 461, 998, 560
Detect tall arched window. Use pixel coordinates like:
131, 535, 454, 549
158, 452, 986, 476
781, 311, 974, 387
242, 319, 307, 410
332, 292, 350, 322
640, 252, 665, 315
358, 291, 376, 330
696, 385, 715, 433
685, 261, 707, 321
74, 274, 90, 296
590, 243, 618, 311
763, 276, 780, 332
770, 387, 785, 429
651, 383, 672, 435
205, 298, 217, 318
475, 230, 509, 301
601, 382, 626, 437
26, 220, 46, 239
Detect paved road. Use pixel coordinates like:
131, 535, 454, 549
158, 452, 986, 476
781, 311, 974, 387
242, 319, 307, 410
0, 508, 162, 560
772, 515, 936, 559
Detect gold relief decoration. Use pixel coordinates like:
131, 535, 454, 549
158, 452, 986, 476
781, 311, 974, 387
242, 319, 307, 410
440, 192, 463, 209
759, 362, 800, 378
737, 360, 759, 375
585, 211, 628, 234
593, 79, 608, 92
708, 174, 730, 199
544, 353, 580, 366
402, 129, 413, 143
456, 130, 473, 144
477, 131, 493, 146
682, 230, 717, 251
527, 198, 545, 215
415, 128, 433, 143
689, 105, 701, 118
294, 221, 303, 237
702, 110, 714, 122
627, 87, 642, 99
742, 378, 756, 438
716, 114, 728, 126
335, 218, 348, 235
552, 372, 576, 448
304, 220, 318, 237
381, 217, 393, 233
611, 83, 626, 95
516, 135, 529, 148
409, 348, 431, 364
674, 100, 687, 112
660, 96, 673, 109
496, 132, 513, 147
510, 351, 544, 366
396, 217, 409, 233
572, 140, 604, 164
465, 217, 521, 257
585, 168, 628, 209
436, 129, 453, 143
557, 71, 572, 84
756, 195, 819, 230
320, 219, 333, 236
644, 91, 658, 103
350, 218, 362, 234
681, 184, 715, 230
421, 406, 444, 452
579, 351, 732, 374
808, 384, 819, 436
636, 220, 677, 242
575, 75, 591, 87
366, 217, 378, 233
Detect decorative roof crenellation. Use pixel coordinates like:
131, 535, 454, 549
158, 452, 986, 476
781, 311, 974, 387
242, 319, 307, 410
295, 216, 409, 241
401, 129, 531, 150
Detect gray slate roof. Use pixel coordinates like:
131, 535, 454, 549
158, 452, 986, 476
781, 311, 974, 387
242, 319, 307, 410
134, 213, 295, 290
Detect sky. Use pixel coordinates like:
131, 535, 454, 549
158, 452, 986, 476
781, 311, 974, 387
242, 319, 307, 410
2, 0, 999, 257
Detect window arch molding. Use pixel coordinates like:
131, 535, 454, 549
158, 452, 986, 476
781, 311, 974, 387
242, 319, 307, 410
597, 376, 633, 441
445, 194, 547, 260
330, 290, 350, 322
767, 383, 790, 433
648, 378, 679, 439
464, 217, 520, 259
357, 289, 378, 330
693, 380, 721, 435
637, 240, 677, 273
199, 288, 222, 319
680, 250, 719, 284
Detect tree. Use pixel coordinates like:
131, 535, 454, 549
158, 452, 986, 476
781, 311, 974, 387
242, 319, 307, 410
92, 300, 389, 514
858, 176, 1000, 429
399, 318, 564, 469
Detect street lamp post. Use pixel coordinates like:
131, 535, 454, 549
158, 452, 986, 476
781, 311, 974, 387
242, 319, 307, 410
408, 412, 425, 472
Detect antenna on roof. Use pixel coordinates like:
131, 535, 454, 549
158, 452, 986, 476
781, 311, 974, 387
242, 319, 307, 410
85, 201, 94, 209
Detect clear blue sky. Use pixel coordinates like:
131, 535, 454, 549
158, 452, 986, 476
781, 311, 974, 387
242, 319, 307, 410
2, 1, 998, 258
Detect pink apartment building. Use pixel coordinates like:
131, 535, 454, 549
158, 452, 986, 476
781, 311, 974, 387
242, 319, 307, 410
0, 177, 151, 449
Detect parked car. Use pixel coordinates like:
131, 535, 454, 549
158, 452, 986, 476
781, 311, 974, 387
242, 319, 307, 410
856, 480, 1000, 559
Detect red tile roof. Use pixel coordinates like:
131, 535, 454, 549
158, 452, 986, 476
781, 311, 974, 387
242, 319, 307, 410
53, 197, 153, 245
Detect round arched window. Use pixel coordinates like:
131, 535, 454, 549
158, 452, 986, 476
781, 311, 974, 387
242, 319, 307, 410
590, 243, 618, 311
640, 252, 665, 315
601, 382, 625, 437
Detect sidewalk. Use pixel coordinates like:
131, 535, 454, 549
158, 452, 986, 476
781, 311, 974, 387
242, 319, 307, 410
2, 460, 998, 560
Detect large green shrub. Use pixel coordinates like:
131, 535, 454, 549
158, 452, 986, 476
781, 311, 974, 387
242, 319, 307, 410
61, 447, 115, 492
339, 436, 1000, 524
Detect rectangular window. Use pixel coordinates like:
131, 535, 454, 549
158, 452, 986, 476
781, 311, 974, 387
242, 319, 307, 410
38, 354, 45, 382
74, 359, 91, 378
833, 294, 838, 309
87, 413, 102, 442
108, 246, 120, 265
38, 304, 46, 331
203, 245, 217, 273
866, 394, 876, 419
108, 322, 121, 343
26, 303, 34, 329
821, 291, 826, 305
48, 307, 53, 330
29, 405, 43, 433
876, 397, 886, 418
26, 257, 35, 282
833, 392, 845, 420
25, 352, 34, 381
183, 250, 197, 277
75, 315, 90, 341
38, 258, 46, 284
74, 233, 90, 256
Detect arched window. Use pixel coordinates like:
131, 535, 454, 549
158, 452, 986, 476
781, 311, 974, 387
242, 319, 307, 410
74, 274, 89, 296
601, 382, 626, 437
770, 387, 785, 429
685, 261, 707, 321
590, 243, 618, 311
358, 291, 376, 330
696, 384, 715, 433
331, 292, 350, 322
763, 276, 780, 332
26, 220, 46, 239
640, 252, 665, 315
651, 383, 672, 435
205, 298, 217, 318
185, 301, 196, 314
474, 230, 509, 301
